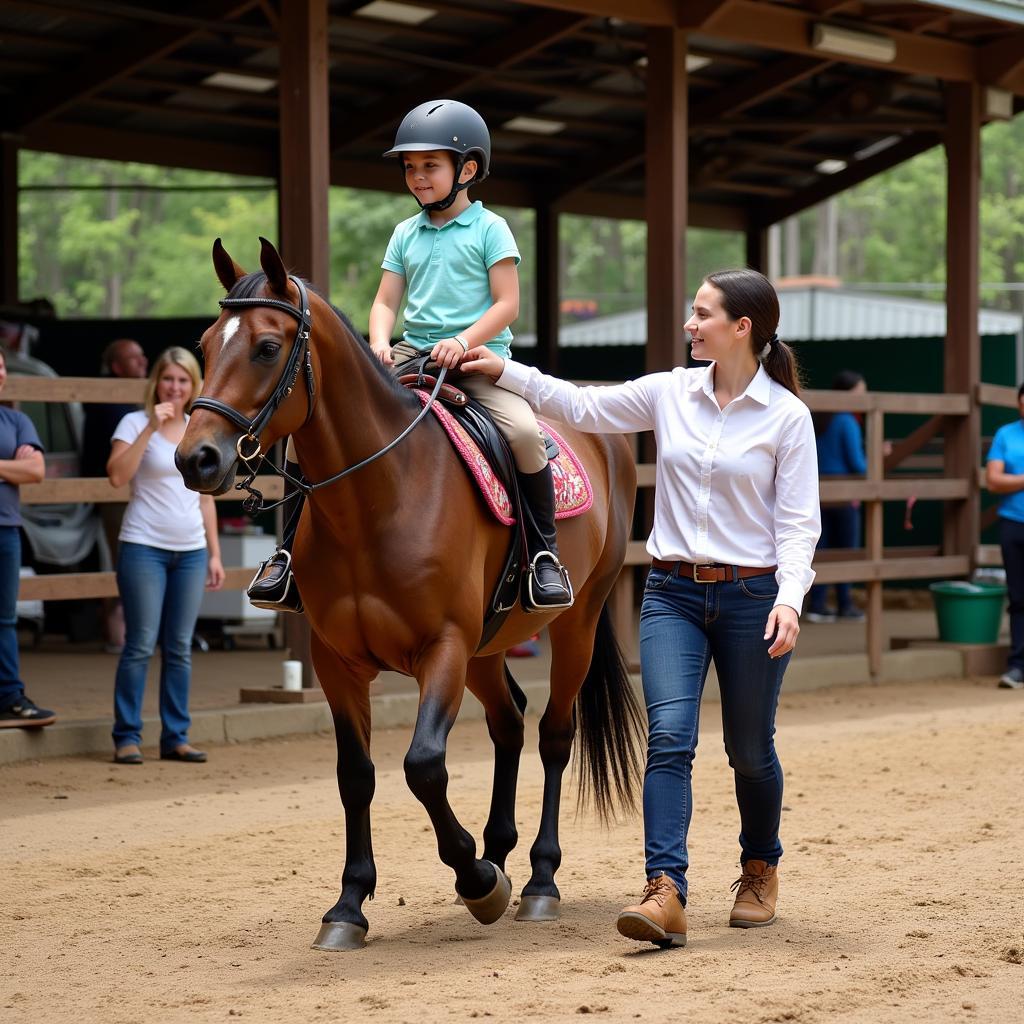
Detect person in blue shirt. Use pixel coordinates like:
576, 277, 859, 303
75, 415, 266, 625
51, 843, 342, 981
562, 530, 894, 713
806, 370, 868, 623
0, 348, 55, 729
985, 381, 1024, 689
248, 100, 573, 614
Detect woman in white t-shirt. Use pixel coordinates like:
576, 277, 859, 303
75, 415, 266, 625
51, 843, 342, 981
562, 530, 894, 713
463, 269, 820, 948
107, 347, 224, 766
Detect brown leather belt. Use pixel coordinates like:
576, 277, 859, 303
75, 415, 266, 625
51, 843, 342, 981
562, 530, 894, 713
651, 558, 777, 583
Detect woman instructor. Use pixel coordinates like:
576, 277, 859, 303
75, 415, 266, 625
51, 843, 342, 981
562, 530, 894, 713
463, 269, 820, 947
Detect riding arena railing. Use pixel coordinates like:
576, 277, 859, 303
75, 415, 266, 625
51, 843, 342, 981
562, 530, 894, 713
6, 374, 1002, 682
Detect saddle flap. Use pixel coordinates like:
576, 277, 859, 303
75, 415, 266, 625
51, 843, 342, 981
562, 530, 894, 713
412, 391, 594, 527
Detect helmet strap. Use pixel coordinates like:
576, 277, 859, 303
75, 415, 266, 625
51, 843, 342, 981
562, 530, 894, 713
407, 155, 473, 213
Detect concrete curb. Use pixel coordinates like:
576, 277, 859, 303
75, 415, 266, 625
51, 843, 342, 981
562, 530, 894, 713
0, 648, 963, 765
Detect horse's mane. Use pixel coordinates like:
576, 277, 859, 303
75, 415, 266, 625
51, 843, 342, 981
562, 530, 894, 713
227, 272, 419, 410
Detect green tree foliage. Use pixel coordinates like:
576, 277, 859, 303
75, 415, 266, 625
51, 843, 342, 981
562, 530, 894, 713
16, 112, 1024, 324
798, 115, 1024, 307
18, 153, 277, 318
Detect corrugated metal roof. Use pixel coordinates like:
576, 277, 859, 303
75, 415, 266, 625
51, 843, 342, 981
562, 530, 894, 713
515, 287, 1024, 348
920, 1, 1024, 27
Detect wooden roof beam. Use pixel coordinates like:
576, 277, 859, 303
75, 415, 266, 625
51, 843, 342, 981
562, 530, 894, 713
521, 0, 986, 78
90, 95, 277, 131
380, 0, 512, 26
806, 1, 863, 14
690, 55, 832, 123
3, 0, 259, 133
550, 146, 645, 201
513, 0, 675, 27
704, 1, 976, 80
676, 0, 739, 31
256, 0, 279, 31
978, 32, 1024, 90
330, 10, 590, 151
21, 120, 276, 178
751, 132, 939, 226
699, 118, 943, 132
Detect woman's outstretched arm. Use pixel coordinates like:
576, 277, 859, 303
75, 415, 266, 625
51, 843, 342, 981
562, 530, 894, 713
461, 348, 667, 434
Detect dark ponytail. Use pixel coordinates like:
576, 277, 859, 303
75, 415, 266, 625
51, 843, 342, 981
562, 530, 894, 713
703, 268, 802, 396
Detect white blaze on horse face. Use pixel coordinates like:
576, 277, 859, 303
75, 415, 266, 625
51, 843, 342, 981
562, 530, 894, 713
221, 316, 241, 350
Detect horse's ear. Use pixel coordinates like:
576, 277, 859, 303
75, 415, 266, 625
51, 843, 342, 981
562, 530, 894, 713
212, 238, 245, 293
258, 236, 290, 296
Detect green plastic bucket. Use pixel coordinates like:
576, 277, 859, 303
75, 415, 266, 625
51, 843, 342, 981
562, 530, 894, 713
929, 580, 1007, 644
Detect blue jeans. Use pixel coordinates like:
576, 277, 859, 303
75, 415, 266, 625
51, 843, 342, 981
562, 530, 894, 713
113, 542, 207, 752
638, 567, 790, 903
999, 517, 1024, 671
808, 502, 861, 614
0, 527, 25, 709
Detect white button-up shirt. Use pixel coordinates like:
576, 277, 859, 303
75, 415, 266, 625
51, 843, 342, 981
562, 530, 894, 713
497, 360, 821, 613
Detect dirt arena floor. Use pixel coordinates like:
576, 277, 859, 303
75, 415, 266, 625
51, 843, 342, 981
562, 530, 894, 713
3, 676, 1022, 1024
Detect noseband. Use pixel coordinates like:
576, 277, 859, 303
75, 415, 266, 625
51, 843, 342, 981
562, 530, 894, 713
191, 275, 316, 462
191, 274, 446, 513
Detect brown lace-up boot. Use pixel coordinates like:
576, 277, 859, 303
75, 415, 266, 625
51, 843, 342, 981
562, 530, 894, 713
729, 859, 778, 927
616, 873, 687, 948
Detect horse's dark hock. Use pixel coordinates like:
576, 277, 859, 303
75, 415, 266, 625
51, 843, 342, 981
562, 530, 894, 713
176, 238, 644, 950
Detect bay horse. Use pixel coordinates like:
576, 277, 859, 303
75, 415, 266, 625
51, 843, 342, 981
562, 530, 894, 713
175, 238, 642, 951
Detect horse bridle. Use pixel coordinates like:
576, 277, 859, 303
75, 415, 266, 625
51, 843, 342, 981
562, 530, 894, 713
190, 274, 447, 513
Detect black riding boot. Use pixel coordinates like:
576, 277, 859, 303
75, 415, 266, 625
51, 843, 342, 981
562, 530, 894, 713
246, 459, 305, 613
517, 463, 574, 612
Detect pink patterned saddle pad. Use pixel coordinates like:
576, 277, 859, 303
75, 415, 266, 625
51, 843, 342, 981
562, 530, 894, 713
414, 391, 593, 526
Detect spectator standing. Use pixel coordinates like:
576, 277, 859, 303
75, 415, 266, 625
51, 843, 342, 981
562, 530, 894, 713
984, 382, 1024, 689
81, 339, 148, 651
806, 370, 868, 623
0, 347, 54, 728
106, 347, 224, 764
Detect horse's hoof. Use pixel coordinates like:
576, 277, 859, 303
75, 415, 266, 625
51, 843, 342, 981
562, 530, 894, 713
515, 895, 561, 922
456, 873, 508, 904
459, 861, 511, 925
311, 921, 367, 951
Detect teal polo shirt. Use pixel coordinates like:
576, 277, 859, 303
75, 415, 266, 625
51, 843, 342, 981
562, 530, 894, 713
381, 200, 521, 357
988, 419, 1024, 523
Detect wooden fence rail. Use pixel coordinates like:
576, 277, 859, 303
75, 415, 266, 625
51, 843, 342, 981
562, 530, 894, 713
6, 375, 1009, 681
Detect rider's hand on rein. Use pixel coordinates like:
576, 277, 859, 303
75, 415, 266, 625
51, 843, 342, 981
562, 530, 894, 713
430, 337, 467, 370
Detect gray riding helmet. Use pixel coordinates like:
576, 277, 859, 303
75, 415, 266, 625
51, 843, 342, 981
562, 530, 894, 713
383, 99, 491, 183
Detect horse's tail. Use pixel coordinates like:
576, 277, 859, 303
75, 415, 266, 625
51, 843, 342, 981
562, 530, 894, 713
575, 602, 646, 821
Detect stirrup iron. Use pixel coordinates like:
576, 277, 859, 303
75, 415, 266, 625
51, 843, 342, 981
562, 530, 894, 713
247, 549, 304, 613
525, 551, 574, 612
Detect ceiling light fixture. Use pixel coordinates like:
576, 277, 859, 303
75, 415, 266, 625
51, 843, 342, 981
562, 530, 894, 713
502, 116, 566, 135
202, 71, 276, 93
811, 23, 896, 64
634, 54, 712, 72
815, 159, 847, 175
985, 88, 1013, 120
354, 1, 437, 26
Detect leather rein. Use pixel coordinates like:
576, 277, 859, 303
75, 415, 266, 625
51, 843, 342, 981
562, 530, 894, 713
190, 275, 447, 514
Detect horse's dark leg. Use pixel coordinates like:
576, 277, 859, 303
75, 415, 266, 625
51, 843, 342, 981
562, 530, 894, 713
405, 644, 511, 925
467, 655, 527, 876
311, 636, 377, 952
516, 610, 597, 922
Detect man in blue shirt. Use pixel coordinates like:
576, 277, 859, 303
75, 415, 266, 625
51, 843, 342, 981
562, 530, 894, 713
985, 383, 1024, 689
807, 371, 869, 623
0, 348, 55, 727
